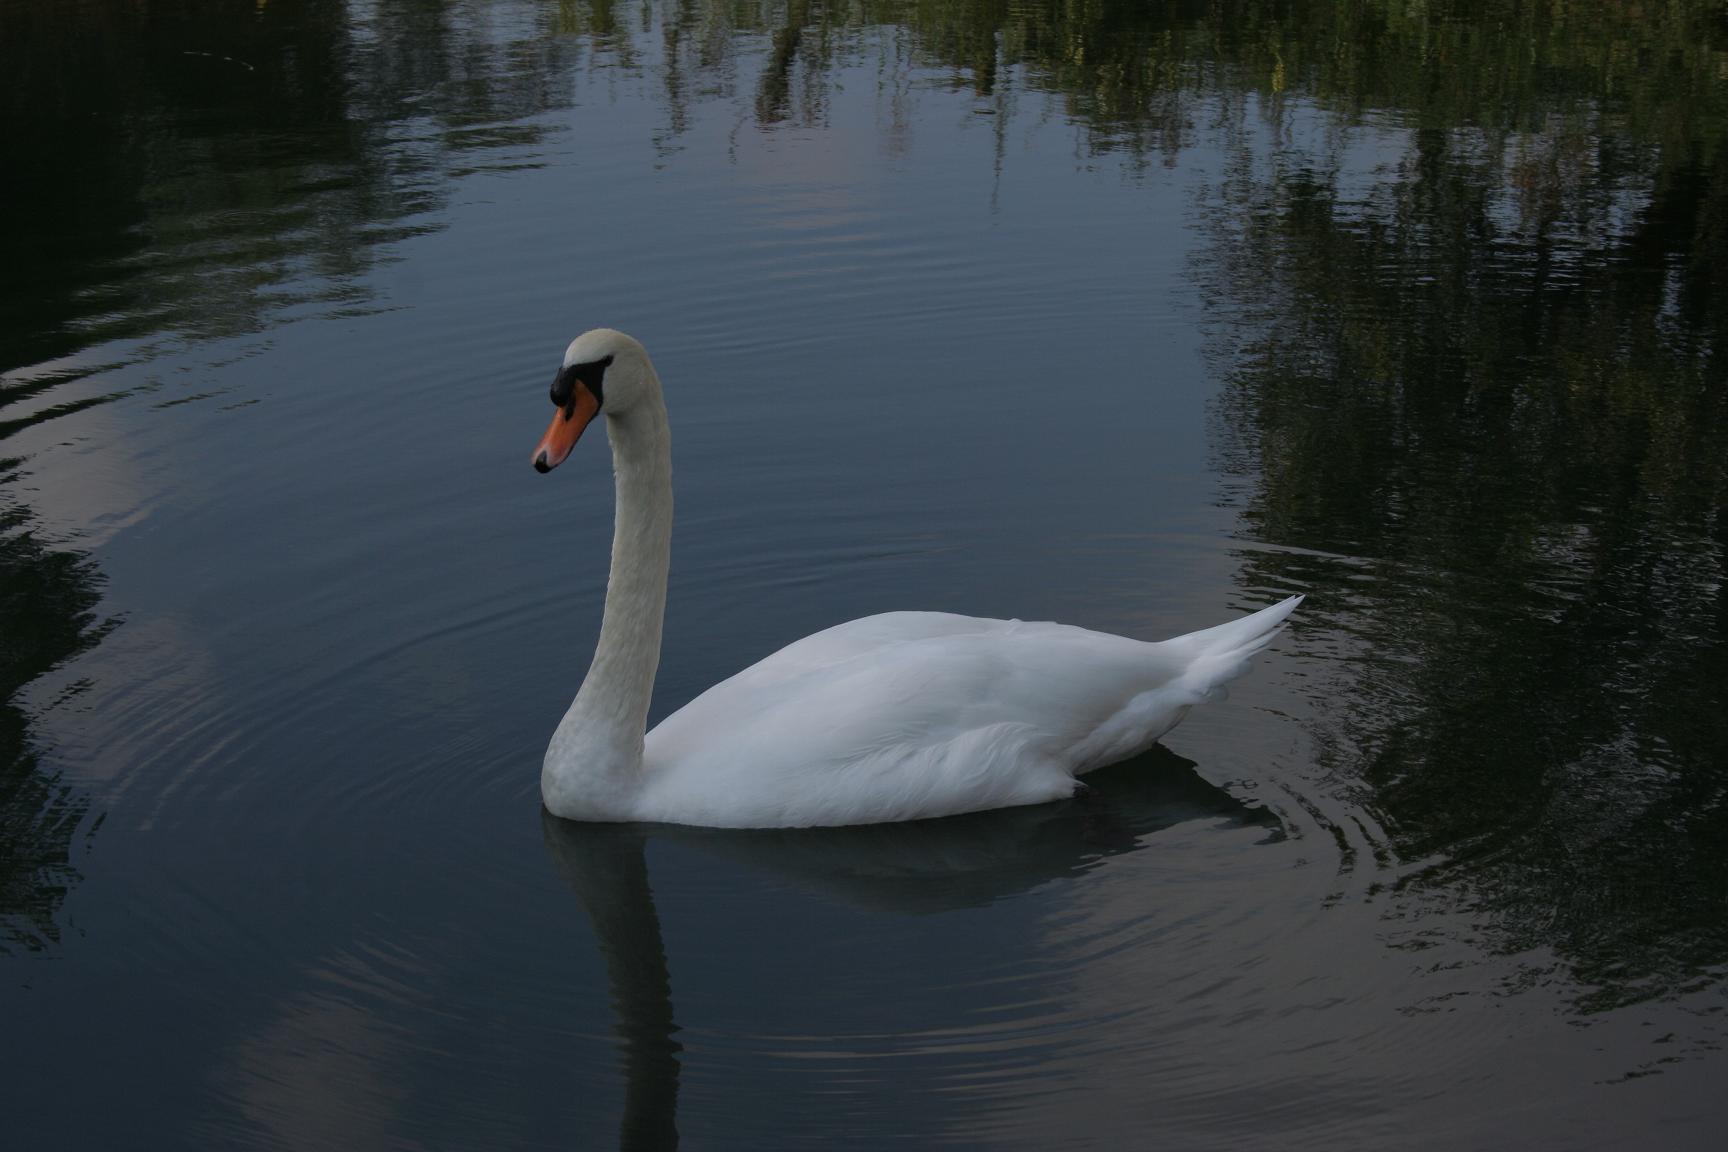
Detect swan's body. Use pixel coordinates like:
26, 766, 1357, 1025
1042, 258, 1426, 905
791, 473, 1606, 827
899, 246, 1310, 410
533, 329, 1300, 828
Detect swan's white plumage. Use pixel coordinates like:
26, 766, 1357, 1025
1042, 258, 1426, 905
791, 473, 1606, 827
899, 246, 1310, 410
538, 329, 1302, 828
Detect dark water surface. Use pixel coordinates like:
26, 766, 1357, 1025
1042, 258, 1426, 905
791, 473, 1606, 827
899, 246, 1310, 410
4, 1, 1725, 1147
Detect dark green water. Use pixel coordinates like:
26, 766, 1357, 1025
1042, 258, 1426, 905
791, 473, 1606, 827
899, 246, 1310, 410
3, 1, 1724, 1147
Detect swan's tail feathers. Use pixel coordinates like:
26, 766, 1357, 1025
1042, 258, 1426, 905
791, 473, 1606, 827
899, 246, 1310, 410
1165, 594, 1304, 701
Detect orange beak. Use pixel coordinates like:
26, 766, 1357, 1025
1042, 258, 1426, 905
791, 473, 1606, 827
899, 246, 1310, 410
532, 384, 600, 473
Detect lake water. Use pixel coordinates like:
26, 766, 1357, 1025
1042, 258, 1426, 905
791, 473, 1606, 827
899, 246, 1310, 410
3, 1, 1725, 1147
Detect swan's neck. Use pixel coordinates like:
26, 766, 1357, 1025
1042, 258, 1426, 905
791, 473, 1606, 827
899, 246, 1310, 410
544, 392, 671, 817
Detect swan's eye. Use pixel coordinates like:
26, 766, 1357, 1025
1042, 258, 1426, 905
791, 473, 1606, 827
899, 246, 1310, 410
551, 355, 615, 411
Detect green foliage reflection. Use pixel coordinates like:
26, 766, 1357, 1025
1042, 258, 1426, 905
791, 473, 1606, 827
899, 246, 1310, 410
1195, 18, 1728, 1007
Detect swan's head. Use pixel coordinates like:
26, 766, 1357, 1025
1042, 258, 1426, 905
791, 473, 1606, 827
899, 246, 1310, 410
531, 328, 654, 473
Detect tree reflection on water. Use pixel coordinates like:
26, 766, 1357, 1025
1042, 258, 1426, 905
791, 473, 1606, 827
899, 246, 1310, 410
0, 490, 109, 953
1203, 132, 1727, 1006
1189, 9, 1727, 1007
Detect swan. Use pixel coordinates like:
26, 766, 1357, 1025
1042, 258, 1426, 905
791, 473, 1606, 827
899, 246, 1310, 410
531, 328, 1301, 828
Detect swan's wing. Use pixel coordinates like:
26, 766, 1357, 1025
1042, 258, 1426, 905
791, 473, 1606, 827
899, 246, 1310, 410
644, 613, 1019, 788
650, 612, 1137, 756
713, 611, 1012, 690
643, 620, 1186, 826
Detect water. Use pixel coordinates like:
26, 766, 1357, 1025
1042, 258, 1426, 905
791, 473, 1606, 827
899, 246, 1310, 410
3, 1, 1724, 1147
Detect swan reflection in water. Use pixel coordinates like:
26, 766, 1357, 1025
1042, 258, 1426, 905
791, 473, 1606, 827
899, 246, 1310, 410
541, 746, 1281, 1151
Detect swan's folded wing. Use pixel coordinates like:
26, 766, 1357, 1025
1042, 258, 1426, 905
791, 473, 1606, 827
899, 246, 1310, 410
711, 612, 1013, 691
640, 621, 1179, 826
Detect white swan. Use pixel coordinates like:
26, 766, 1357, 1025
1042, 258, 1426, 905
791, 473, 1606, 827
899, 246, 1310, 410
532, 329, 1301, 828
